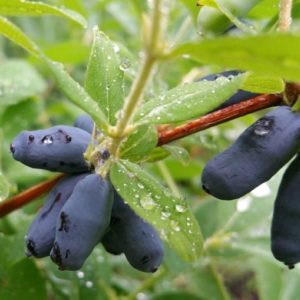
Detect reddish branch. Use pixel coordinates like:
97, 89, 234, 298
157, 94, 283, 145
0, 174, 64, 218
2, 83, 300, 218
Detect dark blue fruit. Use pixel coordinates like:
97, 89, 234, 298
271, 155, 300, 269
108, 191, 163, 273
101, 229, 123, 255
11, 125, 91, 173
25, 174, 88, 258
199, 70, 258, 110
202, 106, 300, 200
50, 174, 113, 270
74, 114, 94, 134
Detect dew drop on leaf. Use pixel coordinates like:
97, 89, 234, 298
119, 58, 131, 71
76, 271, 85, 278
140, 195, 156, 210
175, 204, 186, 213
170, 220, 181, 232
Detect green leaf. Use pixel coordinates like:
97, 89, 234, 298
178, 0, 201, 22
197, 0, 260, 36
168, 34, 300, 82
0, 232, 29, 271
110, 160, 203, 262
197, 0, 218, 8
0, 259, 47, 300
0, 173, 9, 202
135, 74, 244, 124
191, 263, 231, 300
85, 27, 124, 125
143, 147, 170, 163
43, 41, 90, 64
212, 0, 257, 34
242, 72, 285, 94
253, 258, 282, 300
151, 292, 204, 300
0, 59, 46, 106
43, 57, 109, 132
0, 17, 109, 131
120, 125, 158, 162
248, 0, 278, 19
280, 270, 300, 300
0, 0, 87, 28
162, 145, 190, 166
0, 16, 39, 56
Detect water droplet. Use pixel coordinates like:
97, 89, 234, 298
85, 281, 93, 288
76, 271, 85, 278
253, 117, 273, 136
113, 44, 120, 53
137, 183, 145, 189
251, 183, 271, 198
127, 172, 135, 179
175, 204, 186, 213
170, 220, 180, 232
161, 211, 171, 220
140, 195, 156, 210
160, 229, 168, 240
236, 196, 252, 213
41, 135, 53, 144
119, 58, 131, 71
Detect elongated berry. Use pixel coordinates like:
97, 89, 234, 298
101, 230, 123, 255
108, 191, 164, 273
202, 106, 300, 200
74, 114, 94, 134
50, 174, 113, 270
271, 155, 300, 269
11, 125, 91, 173
25, 174, 88, 258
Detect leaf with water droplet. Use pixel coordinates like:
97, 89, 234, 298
0, 60, 46, 107
0, 0, 87, 28
120, 124, 158, 162
0, 16, 39, 56
43, 58, 109, 132
0, 18, 109, 133
162, 145, 190, 166
85, 27, 124, 125
110, 160, 204, 262
135, 74, 244, 125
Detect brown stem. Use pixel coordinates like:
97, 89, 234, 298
2, 84, 300, 217
158, 94, 283, 146
0, 174, 64, 218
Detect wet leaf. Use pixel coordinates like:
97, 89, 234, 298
120, 125, 158, 162
0, 0, 87, 27
110, 160, 203, 262
85, 28, 124, 125
0, 60, 46, 106
136, 74, 244, 124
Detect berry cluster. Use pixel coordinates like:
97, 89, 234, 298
10, 115, 163, 273
201, 104, 300, 269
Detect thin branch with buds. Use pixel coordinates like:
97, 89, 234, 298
1, 86, 300, 218
0, 94, 283, 218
